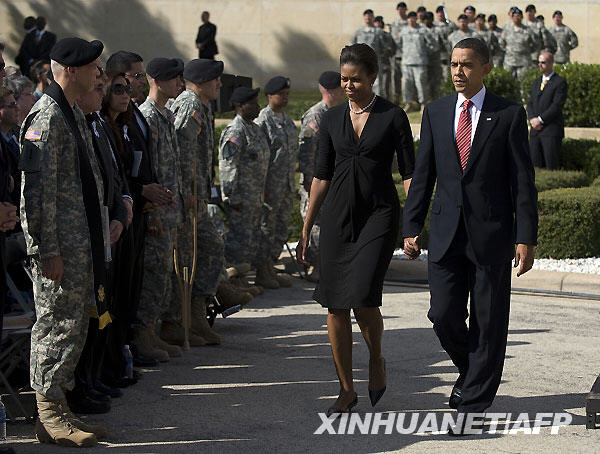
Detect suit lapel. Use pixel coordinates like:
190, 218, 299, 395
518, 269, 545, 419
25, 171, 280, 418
463, 93, 498, 176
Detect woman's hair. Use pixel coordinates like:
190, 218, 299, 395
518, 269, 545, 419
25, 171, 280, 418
339, 43, 379, 77
3, 74, 33, 100
101, 71, 133, 155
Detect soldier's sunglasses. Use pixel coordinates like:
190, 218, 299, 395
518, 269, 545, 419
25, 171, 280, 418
111, 83, 132, 95
125, 72, 146, 80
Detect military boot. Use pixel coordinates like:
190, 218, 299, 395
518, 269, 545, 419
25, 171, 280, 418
35, 392, 97, 447
255, 263, 279, 289
217, 280, 253, 308
131, 326, 169, 362
160, 320, 207, 347
148, 325, 183, 356
226, 263, 251, 278
58, 398, 109, 439
268, 258, 292, 287
191, 298, 221, 345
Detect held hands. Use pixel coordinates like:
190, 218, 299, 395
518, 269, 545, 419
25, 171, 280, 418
403, 236, 420, 260
42, 256, 64, 283
124, 199, 133, 227
529, 117, 543, 131
514, 244, 535, 277
0, 202, 19, 232
142, 183, 174, 206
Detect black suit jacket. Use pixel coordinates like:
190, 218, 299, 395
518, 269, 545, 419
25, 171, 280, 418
34, 30, 57, 61
526, 74, 567, 138
403, 91, 538, 265
15, 30, 37, 76
196, 22, 218, 58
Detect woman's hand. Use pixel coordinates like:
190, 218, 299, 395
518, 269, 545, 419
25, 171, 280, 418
296, 230, 311, 266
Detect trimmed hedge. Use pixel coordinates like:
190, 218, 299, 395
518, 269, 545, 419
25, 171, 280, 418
560, 139, 600, 179
593, 176, 600, 186
534, 168, 589, 192
537, 187, 600, 259
440, 67, 522, 104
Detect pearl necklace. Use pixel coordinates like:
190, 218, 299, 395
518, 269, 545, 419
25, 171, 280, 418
349, 94, 377, 114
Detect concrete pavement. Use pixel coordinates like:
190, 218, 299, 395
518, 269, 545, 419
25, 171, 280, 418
5, 275, 600, 453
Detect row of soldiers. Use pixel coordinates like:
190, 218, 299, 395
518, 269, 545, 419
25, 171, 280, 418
6, 33, 322, 447
352, 3, 578, 111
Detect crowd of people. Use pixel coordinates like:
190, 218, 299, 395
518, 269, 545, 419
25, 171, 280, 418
0, 3, 580, 450
352, 3, 578, 112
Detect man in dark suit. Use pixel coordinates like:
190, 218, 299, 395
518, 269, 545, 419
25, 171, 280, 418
32, 17, 57, 62
195, 11, 218, 59
403, 38, 538, 433
527, 51, 567, 169
15, 16, 38, 76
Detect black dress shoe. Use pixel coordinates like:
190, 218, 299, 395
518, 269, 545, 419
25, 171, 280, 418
449, 374, 466, 409
86, 386, 111, 403
94, 379, 123, 398
67, 394, 111, 414
133, 355, 158, 367
368, 358, 387, 407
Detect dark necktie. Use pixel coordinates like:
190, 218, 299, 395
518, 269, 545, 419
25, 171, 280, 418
456, 99, 473, 171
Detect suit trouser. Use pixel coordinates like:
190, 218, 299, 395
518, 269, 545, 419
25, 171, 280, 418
529, 135, 561, 170
427, 219, 511, 412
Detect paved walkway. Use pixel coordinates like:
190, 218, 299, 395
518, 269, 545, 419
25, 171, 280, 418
6, 277, 600, 453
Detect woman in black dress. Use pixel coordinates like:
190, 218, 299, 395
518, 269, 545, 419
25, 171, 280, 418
297, 44, 415, 414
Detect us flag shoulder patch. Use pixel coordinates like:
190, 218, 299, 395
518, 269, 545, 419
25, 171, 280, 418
24, 129, 44, 140
192, 110, 202, 125
229, 136, 241, 146
308, 120, 319, 133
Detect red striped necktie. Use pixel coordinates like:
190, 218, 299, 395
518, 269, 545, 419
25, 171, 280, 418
456, 99, 473, 171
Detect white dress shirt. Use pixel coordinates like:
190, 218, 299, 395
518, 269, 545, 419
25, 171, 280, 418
453, 85, 486, 144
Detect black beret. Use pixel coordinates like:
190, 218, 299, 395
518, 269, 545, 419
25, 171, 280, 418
553, 10, 562, 17
183, 59, 224, 84
374, 16, 383, 22
476, 14, 486, 20
488, 14, 497, 21
146, 58, 184, 81
457, 14, 468, 20
231, 87, 259, 105
50, 37, 103, 67
407, 11, 417, 18
436, 6, 445, 13
525, 4, 536, 12
464, 5, 476, 11
264, 76, 291, 95
417, 6, 426, 13
318, 71, 341, 89
512, 7, 523, 15
397, 2, 407, 8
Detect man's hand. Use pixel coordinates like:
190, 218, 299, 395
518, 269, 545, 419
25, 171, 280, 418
124, 199, 133, 226
529, 117, 543, 131
296, 230, 310, 266
142, 183, 174, 206
109, 220, 124, 244
514, 244, 535, 277
403, 235, 421, 260
147, 218, 163, 237
42, 256, 64, 283
0, 202, 19, 231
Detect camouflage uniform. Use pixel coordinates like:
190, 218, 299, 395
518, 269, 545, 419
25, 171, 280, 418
351, 26, 387, 97
398, 25, 437, 104
171, 89, 224, 306
473, 28, 500, 62
378, 29, 396, 100
425, 25, 445, 101
138, 97, 183, 326
502, 23, 536, 79
548, 24, 578, 64
447, 28, 475, 50
255, 106, 297, 262
523, 19, 557, 64
20, 92, 105, 400
219, 115, 269, 266
390, 18, 408, 100
489, 27, 506, 68
434, 20, 457, 78
298, 100, 328, 264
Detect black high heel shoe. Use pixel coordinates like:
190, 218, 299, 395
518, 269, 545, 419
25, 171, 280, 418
368, 358, 386, 407
326, 392, 358, 417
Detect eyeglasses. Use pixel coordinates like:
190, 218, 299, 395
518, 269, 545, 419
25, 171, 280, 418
0, 102, 17, 109
538, 61, 547, 65
111, 83, 132, 95
125, 72, 146, 80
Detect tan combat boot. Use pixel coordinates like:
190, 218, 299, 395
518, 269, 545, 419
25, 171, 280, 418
58, 398, 108, 439
191, 297, 221, 345
255, 263, 279, 289
267, 258, 292, 287
132, 326, 169, 362
160, 320, 207, 347
148, 325, 183, 356
226, 263, 251, 278
217, 280, 253, 307
35, 392, 97, 447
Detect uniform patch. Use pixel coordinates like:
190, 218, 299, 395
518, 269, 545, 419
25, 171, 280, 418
308, 121, 319, 133
24, 129, 45, 140
229, 136, 241, 146
192, 110, 202, 125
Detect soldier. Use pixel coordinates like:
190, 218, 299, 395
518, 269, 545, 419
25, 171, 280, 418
390, 2, 409, 103
219, 87, 273, 287
423, 12, 444, 101
399, 11, 436, 112
524, 4, 557, 66
20, 37, 108, 447
502, 7, 536, 79
297, 71, 344, 282
351, 9, 387, 97
448, 14, 475, 50
373, 16, 396, 100
488, 14, 506, 68
464, 5, 476, 29
434, 6, 458, 79
473, 14, 500, 62
255, 76, 297, 288
549, 10, 578, 64
416, 6, 427, 25
136, 58, 186, 360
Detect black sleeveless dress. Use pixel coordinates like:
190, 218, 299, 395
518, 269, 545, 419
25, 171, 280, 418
313, 97, 415, 309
